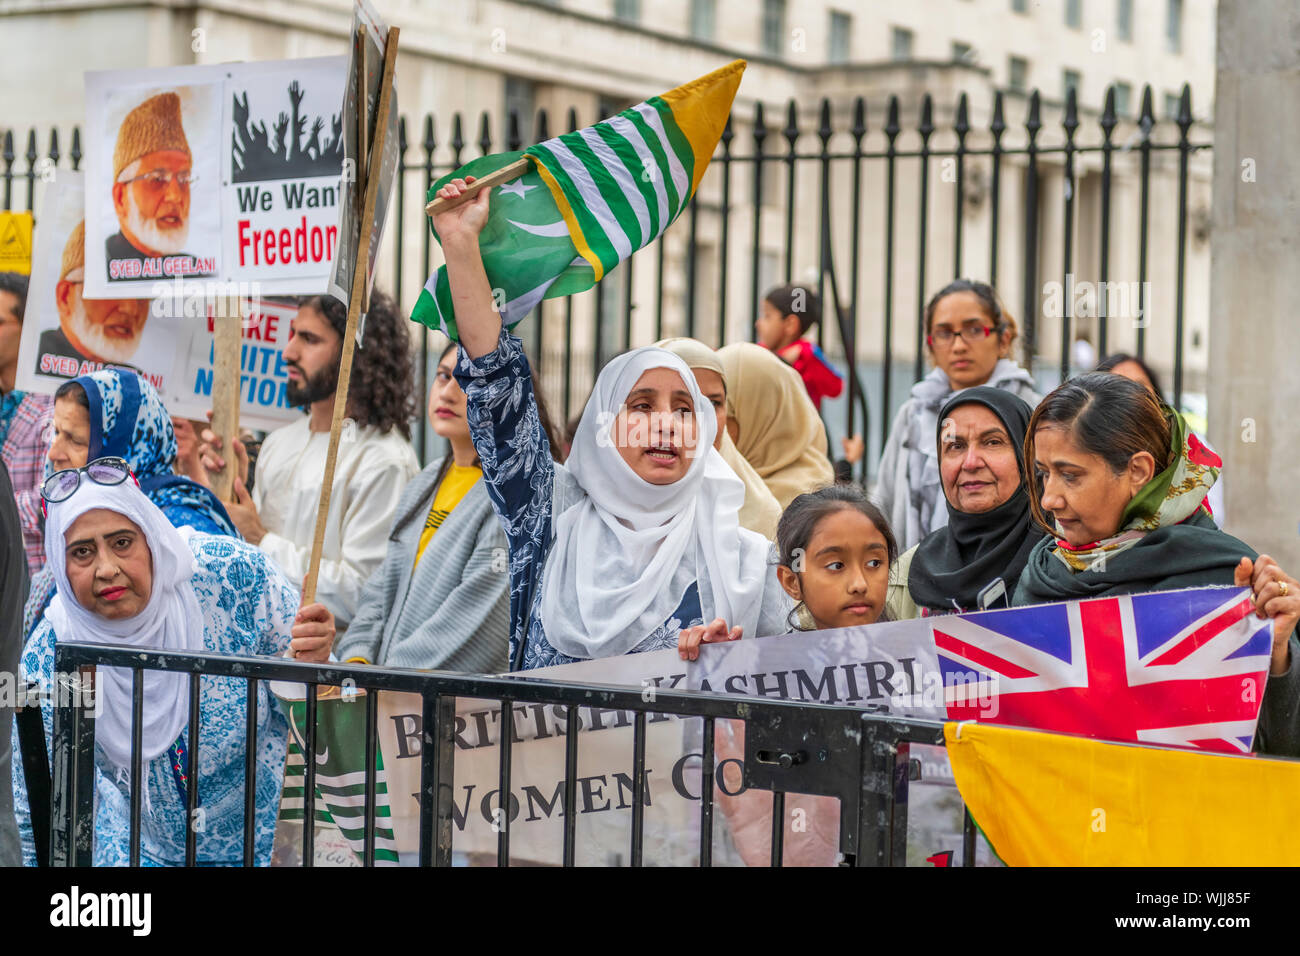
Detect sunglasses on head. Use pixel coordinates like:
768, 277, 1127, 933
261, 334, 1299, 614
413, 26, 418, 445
41, 457, 137, 514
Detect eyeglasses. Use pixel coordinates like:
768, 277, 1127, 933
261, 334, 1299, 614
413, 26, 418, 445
927, 324, 1001, 348
118, 169, 197, 191
41, 457, 135, 504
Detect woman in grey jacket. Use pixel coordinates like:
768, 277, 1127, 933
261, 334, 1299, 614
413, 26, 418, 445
335, 343, 563, 671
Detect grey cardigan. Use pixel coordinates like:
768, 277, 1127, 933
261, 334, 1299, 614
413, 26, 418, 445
334, 457, 511, 672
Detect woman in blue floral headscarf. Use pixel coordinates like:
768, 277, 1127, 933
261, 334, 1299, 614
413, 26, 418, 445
22, 369, 238, 638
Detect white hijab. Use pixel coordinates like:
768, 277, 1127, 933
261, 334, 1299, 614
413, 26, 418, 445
44, 480, 204, 767
540, 347, 770, 659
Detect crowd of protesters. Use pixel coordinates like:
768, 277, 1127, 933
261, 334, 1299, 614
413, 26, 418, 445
0, 175, 1297, 865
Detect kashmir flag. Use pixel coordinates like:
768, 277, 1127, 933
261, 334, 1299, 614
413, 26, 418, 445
274, 695, 401, 866
412, 59, 745, 340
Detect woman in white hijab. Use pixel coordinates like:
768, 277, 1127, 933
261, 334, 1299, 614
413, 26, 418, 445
433, 177, 793, 670
11, 459, 334, 866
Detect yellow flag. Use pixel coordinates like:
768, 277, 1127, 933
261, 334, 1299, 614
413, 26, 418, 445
525, 60, 744, 281
944, 721, 1300, 865
0, 212, 34, 274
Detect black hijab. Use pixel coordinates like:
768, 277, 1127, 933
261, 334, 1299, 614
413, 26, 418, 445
908, 387, 1045, 612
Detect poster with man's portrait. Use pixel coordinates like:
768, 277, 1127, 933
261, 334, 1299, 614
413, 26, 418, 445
83, 57, 347, 298
15, 172, 300, 435
83, 80, 222, 294
16, 171, 178, 392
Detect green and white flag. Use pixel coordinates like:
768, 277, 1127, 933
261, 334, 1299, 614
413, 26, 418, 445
411, 60, 745, 340
276, 696, 401, 866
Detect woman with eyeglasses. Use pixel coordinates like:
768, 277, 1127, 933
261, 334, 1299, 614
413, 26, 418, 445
22, 370, 238, 643
11, 458, 335, 866
874, 280, 1042, 552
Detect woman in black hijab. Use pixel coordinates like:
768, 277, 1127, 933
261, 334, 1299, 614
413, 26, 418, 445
886, 387, 1043, 618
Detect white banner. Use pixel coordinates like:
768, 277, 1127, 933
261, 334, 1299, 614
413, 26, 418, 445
274, 615, 991, 867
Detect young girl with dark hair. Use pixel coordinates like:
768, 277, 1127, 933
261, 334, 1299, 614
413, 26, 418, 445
689, 484, 896, 867
1015, 372, 1300, 756
774, 484, 897, 632
875, 279, 1041, 552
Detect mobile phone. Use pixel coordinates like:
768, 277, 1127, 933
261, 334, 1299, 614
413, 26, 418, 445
977, 577, 1007, 611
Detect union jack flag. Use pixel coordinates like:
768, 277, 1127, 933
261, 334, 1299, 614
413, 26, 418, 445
935, 587, 1272, 754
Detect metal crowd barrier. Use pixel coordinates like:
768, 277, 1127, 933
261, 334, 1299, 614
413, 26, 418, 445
42, 641, 979, 867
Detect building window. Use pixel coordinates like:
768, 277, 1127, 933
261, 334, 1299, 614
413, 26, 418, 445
952, 40, 974, 64
1063, 69, 1081, 99
1116, 0, 1133, 41
1164, 91, 1182, 120
613, 0, 639, 23
1112, 81, 1132, 116
891, 26, 914, 61
1008, 56, 1029, 91
1166, 0, 1182, 53
689, 0, 715, 40
1012, 0, 1028, 12
828, 10, 851, 64
1065, 0, 1082, 28
762, 0, 785, 57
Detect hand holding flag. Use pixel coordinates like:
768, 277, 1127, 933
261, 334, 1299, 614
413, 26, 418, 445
1234, 554, 1299, 674
430, 176, 500, 360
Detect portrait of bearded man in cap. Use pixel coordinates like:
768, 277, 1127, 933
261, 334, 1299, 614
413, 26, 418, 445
39, 221, 150, 375
105, 91, 213, 279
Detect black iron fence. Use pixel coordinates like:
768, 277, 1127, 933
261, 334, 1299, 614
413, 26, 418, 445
3, 79, 1212, 474
40, 641, 979, 868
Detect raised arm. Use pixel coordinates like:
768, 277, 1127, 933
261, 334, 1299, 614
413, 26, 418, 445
436, 176, 555, 667
432, 176, 500, 359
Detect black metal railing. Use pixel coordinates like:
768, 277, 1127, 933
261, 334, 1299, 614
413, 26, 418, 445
45, 641, 980, 868
4, 79, 1211, 475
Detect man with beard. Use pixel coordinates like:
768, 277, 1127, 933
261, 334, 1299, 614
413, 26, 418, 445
203, 292, 419, 635
106, 91, 213, 280
38, 222, 150, 376
0, 272, 52, 574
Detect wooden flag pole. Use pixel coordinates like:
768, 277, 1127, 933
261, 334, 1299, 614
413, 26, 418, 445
208, 293, 243, 501
424, 157, 530, 217
299, 25, 399, 606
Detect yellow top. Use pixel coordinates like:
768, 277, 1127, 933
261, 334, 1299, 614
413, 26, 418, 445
414, 462, 482, 568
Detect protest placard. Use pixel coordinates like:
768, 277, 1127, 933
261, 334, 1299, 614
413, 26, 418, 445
326, 0, 399, 308
15, 172, 174, 391
82, 56, 347, 298
271, 611, 954, 867
15, 171, 302, 431
165, 297, 301, 433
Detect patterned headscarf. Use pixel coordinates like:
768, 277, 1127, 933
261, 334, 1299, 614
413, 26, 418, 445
73, 369, 237, 537
1048, 406, 1221, 573
24, 370, 237, 640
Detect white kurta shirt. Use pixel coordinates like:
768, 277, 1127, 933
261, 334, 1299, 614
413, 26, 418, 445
252, 417, 420, 630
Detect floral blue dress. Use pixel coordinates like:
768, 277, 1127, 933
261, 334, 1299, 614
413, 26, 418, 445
12, 533, 297, 866
454, 328, 790, 670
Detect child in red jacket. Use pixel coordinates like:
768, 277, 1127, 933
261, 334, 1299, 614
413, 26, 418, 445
755, 284, 844, 410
